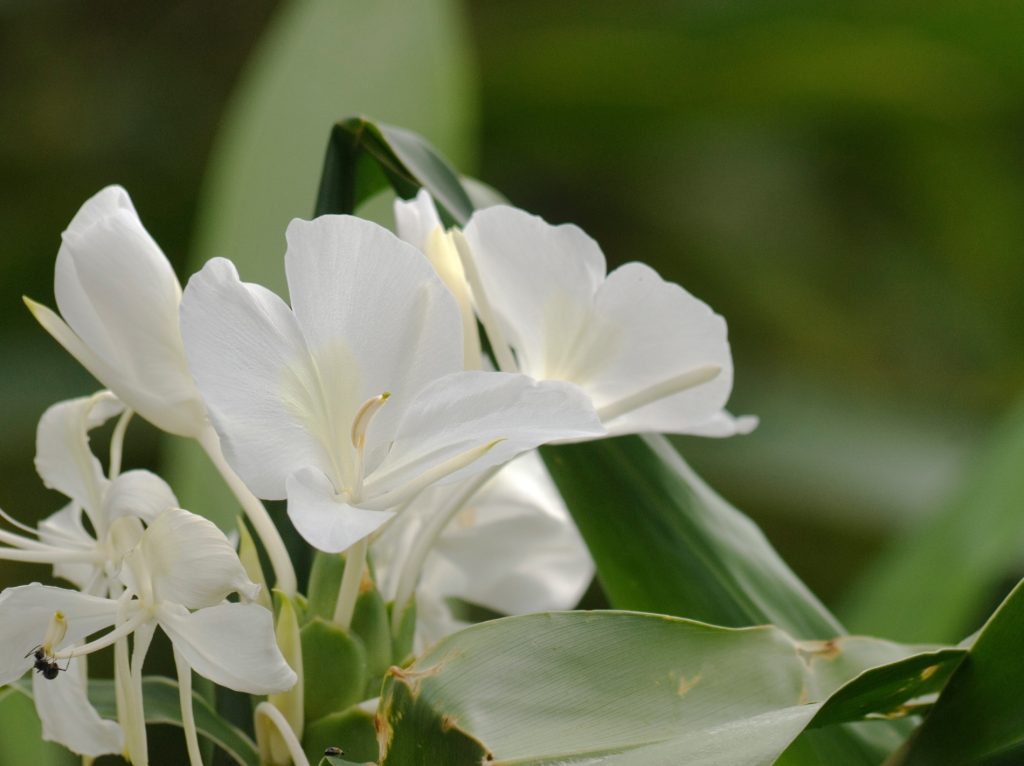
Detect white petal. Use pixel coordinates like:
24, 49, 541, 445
393, 188, 443, 251
54, 186, 206, 437
104, 469, 179, 523
125, 508, 257, 609
158, 601, 297, 695
0, 584, 118, 684
34, 393, 121, 530
34, 655, 122, 756
283, 215, 463, 447
425, 452, 592, 616
180, 257, 332, 499
286, 466, 394, 553
579, 262, 736, 436
462, 206, 607, 377
37, 505, 97, 591
646, 410, 759, 438
364, 372, 603, 501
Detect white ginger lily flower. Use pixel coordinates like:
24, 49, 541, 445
179, 214, 604, 555
24, 186, 207, 438
407, 191, 756, 438
25, 185, 298, 595
374, 451, 593, 649
0, 391, 177, 597
0, 508, 295, 766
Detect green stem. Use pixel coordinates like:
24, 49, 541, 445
332, 537, 368, 629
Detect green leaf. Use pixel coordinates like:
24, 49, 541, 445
0, 688, 76, 766
305, 708, 378, 766
843, 395, 1024, 643
541, 434, 842, 639
316, 119, 473, 226
377, 611, 953, 766
162, 0, 476, 531
87, 676, 258, 766
307, 551, 346, 623
885, 578, 1024, 764
351, 585, 393, 689
302, 618, 369, 722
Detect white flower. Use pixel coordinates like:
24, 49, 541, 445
456, 203, 757, 437
25, 186, 207, 438
0, 391, 178, 595
180, 214, 603, 553
0, 508, 294, 765
374, 451, 593, 649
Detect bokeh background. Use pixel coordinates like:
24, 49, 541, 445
3, 0, 1024, 760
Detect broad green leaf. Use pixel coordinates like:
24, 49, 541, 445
162, 0, 475, 531
541, 434, 842, 639
843, 395, 1024, 643
886, 578, 1024, 764
302, 618, 369, 722
0, 687, 76, 766
377, 611, 952, 766
84, 677, 258, 766
316, 119, 473, 225
305, 708, 378, 766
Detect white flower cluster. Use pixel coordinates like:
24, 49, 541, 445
0, 185, 751, 763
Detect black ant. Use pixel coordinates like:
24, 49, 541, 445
24, 646, 69, 680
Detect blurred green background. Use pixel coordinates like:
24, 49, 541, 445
3, 5, 1024, 752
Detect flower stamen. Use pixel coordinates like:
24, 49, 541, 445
596, 364, 722, 423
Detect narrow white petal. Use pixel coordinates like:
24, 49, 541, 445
54, 186, 206, 437
286, 466, 394, 553
283, 215, 464, 447
158, 601, 297, 695
104, 469, 179, 523
34, 393, 121, 531
34, 655, 123, 757
0, 584, 119, 684
180, 258, 332, 499
364, 372, 603, 500
462, 205, 607, 377
127, 508, 258, 609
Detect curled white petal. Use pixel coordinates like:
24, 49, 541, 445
158, 601, 297, 695
286, 466, 394, 553
124, 508, 258, 609
40, 185, 206, 437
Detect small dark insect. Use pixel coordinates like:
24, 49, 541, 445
323, 746, 345, 757
24, 646, 68, 680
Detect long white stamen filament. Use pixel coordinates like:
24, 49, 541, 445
0, 506, 41, 537
332, 537, 368, 630
108, 408, 134, 480
0, 547, 99, 564
361, 438, 505, 513
390, 466, 498, 635
0, 527, 64, 551
128, 622, 156, 766
54, 610, 147, 660
198, 427, 297, 597
596, 364, 722, 423
255, 702, 311, 766
452, 230, 517, 373
173, 647, 203, 766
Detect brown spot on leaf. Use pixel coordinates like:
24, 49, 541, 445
796, 639, 841, 665
676, 673, 701, 696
